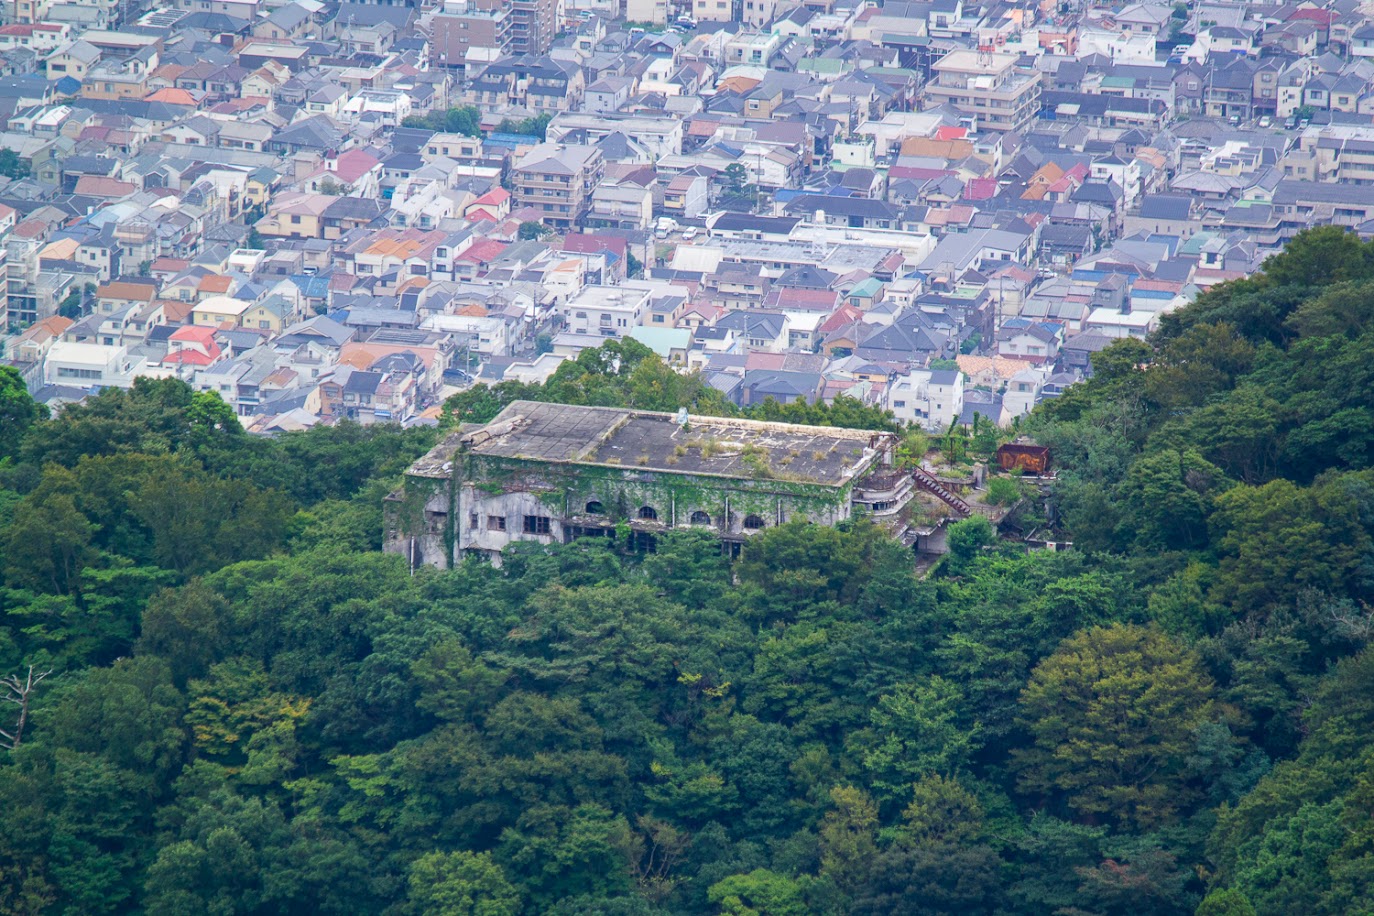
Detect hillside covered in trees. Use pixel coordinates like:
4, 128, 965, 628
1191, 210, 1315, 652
2, 225, 1374, 914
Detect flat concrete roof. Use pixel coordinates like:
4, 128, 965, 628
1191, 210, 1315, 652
935, 49, 1018, 74
459, 400, 890, 487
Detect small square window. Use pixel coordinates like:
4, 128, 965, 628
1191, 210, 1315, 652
488, 515, 506, 531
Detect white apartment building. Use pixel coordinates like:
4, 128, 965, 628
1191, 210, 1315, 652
886, 368, 965, 432
44, 340, 136, 388
560, 283, 655, 339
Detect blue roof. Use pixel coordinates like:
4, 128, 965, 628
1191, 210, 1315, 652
485, 132, 541, 148
55, 76, 81, 95
289, 274, 330, 298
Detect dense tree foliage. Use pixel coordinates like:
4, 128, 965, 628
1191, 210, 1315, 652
400, 106, 482, 137
4, 226, 1374, 913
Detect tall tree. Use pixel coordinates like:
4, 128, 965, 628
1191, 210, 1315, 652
1015, 624, 1219, 828
0, 366, 45, 461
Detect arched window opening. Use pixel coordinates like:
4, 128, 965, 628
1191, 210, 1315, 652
743, 514, 766, 530
638, 506, 659, 521
690, 510, 711, 525
585, 500, 604, 514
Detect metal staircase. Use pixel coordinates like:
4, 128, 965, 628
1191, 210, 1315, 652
910, 466, 972, 517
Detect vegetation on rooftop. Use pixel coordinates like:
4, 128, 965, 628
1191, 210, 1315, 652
2, 227, 1374, 912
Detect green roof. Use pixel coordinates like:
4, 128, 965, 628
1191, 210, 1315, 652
848, 277, 885, 298
798, 58, 849, 74
629, 326, 691, 357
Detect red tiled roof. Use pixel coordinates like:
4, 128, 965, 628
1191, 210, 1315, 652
145, 87, 198, 106
1287, 8, 1334, 24
164, 348, 219, 366
818, 304, 864, 334
560, 233, 627, 258
170, 325, 217, 343
470, 187, 510, 207
457, 239, 508, 263
963, 177, 997, 200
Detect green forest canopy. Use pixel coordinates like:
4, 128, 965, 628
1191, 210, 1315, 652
2, 225, 1374, 913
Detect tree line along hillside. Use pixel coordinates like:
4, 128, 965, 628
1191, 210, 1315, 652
0, 224, 1373, 914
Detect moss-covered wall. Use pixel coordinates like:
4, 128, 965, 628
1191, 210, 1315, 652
462, 453, 853, 531
384, 472, 456, 568
390, 449, 861, 568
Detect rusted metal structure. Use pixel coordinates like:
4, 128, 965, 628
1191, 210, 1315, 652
995, 442, 1051, 475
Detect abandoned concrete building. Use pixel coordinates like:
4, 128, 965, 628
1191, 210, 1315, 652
384, 400, 940, 567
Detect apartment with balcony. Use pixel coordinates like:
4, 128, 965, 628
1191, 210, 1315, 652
430, 3, 511, 70
511, 143, 604, 231
923, 49, 1041, 133
505, 0, 552, 55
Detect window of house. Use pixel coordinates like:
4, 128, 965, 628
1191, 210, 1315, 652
690, 510, 711, 525
488, 515, 506, 531
894, 400, 906, 407
743, 514, 766, 530
585, 500, 604, 514
523, 515, 551, 535
638, 506, 658, 521
469, 513, 479, 528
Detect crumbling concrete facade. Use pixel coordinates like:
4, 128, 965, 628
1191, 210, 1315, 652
385, 400, 908, 567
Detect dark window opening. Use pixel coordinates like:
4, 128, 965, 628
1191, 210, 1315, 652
487, 515, 506, 531
523, 515, 552, 535
743, 514, 767, 530
690, 510, 712, 525
638, 506, 659, 521
585, 500, 604, 514
565, 525, 613, 542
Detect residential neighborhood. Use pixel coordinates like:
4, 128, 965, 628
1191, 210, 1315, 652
2, 0, 1370, 433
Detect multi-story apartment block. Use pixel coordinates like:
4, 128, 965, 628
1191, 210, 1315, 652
431, 4, 511, 69
923, 49, 1041, 133
511, 143, 604, 230
469, 0, 553, 55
